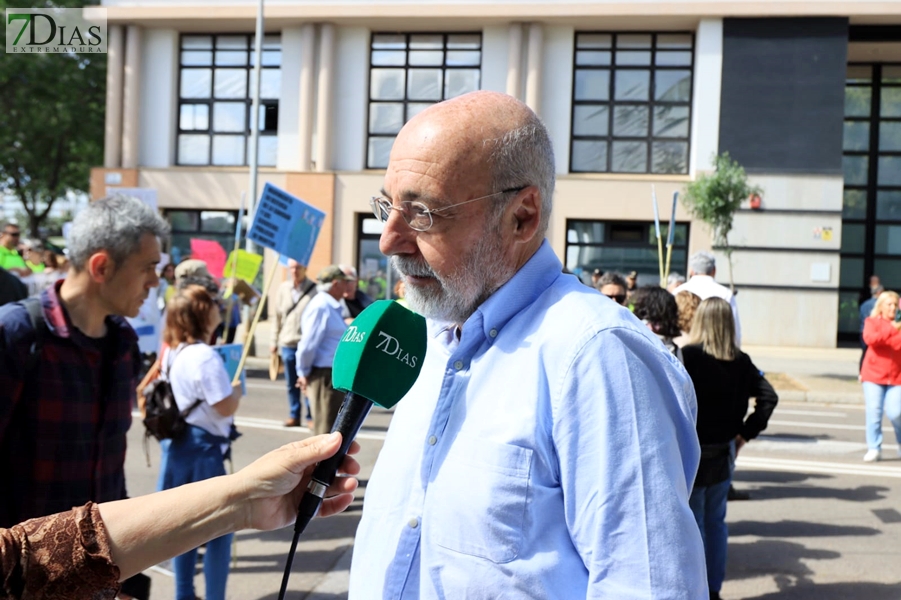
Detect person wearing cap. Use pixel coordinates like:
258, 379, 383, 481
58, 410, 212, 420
295, 266, 354, 434
339, 264, 374, 323
174, 259, 213, 286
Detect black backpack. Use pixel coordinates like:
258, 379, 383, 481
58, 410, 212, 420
142, 347, 202, 442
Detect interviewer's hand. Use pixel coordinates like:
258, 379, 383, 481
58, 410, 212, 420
234, 433, 360, 531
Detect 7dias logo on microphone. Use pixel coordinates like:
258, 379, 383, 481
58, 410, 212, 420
6, 8, 107, 54
375, 331, 419, 368
342, 326, 366, 344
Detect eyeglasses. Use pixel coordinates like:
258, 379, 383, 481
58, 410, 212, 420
3, 231, 19, 238
369, 187, 527, 232
604, 293, 627, 305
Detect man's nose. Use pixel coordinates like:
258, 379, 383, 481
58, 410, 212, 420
379, 207, 417, 256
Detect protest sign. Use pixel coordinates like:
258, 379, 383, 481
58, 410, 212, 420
223, 249, 263, 284
247, 183, 325, 265
213, 344, 247, 394
190, 239, 227, 279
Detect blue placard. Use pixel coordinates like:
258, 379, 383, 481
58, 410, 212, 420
213, 344, 246, 395
248, 183, 326, 266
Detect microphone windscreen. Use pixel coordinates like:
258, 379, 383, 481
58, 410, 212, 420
332, 300, 427, 409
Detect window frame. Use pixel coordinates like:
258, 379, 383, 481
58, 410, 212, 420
564, 218, 690, 286
366, 31, 483, 170
570, 31, 695, 175
175, 33, 282, 167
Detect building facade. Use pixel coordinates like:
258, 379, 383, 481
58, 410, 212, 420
88, 0, 901, 347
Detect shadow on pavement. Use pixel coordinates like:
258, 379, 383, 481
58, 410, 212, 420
255, 593, 347, 600
727, 539, 840, 586
745, 483, 890, 502
729, 519, 880, 538
734, 470, 832, 484
741, 582, 901, 599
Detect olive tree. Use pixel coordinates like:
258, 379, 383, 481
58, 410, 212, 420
681, 152, 762, 292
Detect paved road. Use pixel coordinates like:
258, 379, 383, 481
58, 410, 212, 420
125, 374, 901, 599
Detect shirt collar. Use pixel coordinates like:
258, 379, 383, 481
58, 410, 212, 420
43, 279, 138, 348
321, 291, 342, 309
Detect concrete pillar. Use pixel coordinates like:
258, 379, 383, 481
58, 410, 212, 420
297, 23, 316, 171
506, 23, 523, 100
315, 23, 335, 172
525, 23, 543, 116
104, 25, 124, 168
121, 25, 142, 169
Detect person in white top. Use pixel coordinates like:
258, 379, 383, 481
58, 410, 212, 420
673, 251, 742, 347
157, 284, 243, 600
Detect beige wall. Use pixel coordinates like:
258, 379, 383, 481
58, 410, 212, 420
551, 175, 696, 256
90, 168, 140, 200
137, 168, 288, 210
734, 288, 839, 347
334, 172, 386, 266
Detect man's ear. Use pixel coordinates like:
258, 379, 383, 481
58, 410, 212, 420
509, 186, 541, 244
86, 251, 115, 283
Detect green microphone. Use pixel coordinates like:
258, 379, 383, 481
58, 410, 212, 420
292, 300, 426, 534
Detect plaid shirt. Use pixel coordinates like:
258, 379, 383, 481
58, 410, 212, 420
0, 281, 140, 527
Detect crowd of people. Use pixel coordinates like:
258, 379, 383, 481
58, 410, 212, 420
8, 90, 879, 600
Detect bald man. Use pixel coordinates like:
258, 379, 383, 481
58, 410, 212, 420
349, 92, 706, 598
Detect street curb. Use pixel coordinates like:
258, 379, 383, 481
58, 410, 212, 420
775, 389, 864, 406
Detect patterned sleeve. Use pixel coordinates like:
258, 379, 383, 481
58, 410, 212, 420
0, 503, 121, 600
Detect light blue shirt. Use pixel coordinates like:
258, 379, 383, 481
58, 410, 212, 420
295, 290, 346, 376
349, 241, 706, 599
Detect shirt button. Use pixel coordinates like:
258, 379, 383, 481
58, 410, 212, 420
453, 360, 464, 370
489, 328, 498, 338
428, 435, 437, 445
408, 517, 419, 529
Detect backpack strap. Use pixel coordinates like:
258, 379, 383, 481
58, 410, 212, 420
21, 297, 47, 374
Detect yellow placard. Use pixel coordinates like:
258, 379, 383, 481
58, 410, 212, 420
223, 250, 263, 284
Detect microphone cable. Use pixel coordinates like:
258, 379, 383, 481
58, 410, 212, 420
276, 491, 323, 600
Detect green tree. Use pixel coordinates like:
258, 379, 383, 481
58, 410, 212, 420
0, 0, 105, 237
681, 152, 762, 292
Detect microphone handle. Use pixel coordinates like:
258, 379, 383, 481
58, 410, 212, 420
294, 391, 372, 534
313, 391, 373, 487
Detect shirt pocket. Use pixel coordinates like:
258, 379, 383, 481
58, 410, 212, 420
425, 435, 533, 564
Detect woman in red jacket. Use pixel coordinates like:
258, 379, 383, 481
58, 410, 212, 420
860, 290, 901, 462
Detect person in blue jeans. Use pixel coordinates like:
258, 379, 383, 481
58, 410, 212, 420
158, 285, 243, 600
860, 289, 901, 462
680, 298, 778, 600
270, 259, 317, 427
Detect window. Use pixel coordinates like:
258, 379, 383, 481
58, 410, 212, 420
839, 63, 901, 340
565, 219, 689, 286
177, 34, 281, 167
571, 33, 694, 174
367, 32, 482, 169
166, 210, 243, 269
356, 215, 400, 299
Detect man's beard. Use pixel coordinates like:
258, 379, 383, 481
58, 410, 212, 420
391, 223, 512, 324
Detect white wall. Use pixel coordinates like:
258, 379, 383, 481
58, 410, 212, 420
482, 25, 508, 93
331, 26, 369, 172
690, 18, 723, 175
139, 28, 178, 168
541, 25, 574, 176
277, 26, 304, 171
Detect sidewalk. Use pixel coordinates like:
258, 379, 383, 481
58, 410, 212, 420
244, 319, 864, 405
742, 345, 864, 405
